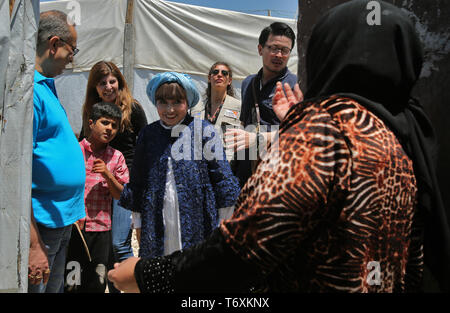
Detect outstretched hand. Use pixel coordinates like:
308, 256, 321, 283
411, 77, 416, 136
224, 128, 256, 152
107, 257, 141, 293
272, 82, 303, 121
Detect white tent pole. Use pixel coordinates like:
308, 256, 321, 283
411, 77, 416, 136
123, 0, 135, 93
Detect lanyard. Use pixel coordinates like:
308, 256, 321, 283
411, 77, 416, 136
251, 77, 261, 133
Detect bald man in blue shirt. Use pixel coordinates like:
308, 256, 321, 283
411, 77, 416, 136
28, 10, 85, 293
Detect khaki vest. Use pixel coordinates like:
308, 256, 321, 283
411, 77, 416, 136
190, 95, 242, 162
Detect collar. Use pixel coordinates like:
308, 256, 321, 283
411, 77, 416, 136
80, 138, 93, 153
34, 70, 58, 97
80, 138, 108, 156
34, 70, 54, 84
257, 67, 290, 87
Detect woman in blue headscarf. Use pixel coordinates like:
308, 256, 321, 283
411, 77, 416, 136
119, 72, 240, 259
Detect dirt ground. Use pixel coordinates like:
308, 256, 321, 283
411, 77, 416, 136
131, 228, 139, 257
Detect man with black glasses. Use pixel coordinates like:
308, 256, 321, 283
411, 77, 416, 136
28, 10, 85, 293
225, 22, 301, 187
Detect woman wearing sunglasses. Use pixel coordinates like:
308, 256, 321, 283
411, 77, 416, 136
190, 62, 242, 160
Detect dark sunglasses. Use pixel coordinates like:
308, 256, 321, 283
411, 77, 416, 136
48, 35, 79, 56
210, 69, 229, 76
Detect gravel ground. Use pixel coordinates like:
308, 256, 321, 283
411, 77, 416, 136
131, 228, 140, 257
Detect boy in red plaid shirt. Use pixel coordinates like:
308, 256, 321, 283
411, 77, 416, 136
65, 102, 129, 293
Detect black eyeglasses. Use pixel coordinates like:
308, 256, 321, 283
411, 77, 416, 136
210, 69, 229, 77
265, 45, 291, 56
48, 35, 79, 56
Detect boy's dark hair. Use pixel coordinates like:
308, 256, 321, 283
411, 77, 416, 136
259, 22, 296, 50
90, 101, 122, 125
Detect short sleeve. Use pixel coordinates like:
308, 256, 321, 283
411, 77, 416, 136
113, 151, 129, 185
32, 92, 42, 148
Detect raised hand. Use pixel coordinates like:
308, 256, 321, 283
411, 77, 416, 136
272, 82, 303, 121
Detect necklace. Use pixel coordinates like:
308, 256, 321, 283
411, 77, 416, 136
207, 97, 225, 124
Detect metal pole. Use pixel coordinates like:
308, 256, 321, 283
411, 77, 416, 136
123, 0, 135, 93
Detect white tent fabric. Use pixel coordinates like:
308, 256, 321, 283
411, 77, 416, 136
40, 0, 298, 134
40, 0, 127, 71
134, 0, 297, 79
0, 0, 39, 292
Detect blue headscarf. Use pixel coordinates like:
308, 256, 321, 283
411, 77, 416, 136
146, 72, 200, 109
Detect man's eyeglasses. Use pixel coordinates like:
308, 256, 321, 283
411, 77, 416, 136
210, 69, 229, 77
265, 45, 291, 56
48, 35, 79, 56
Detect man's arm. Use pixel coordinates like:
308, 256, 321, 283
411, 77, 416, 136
29, 205, 50, 285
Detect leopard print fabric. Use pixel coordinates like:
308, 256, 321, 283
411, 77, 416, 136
220, 96, 423, 292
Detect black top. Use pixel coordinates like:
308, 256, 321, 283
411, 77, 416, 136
304, 0, 450, 291
79, 101, 148, 170
134, 228, 260, 293
239, 67, 297, 128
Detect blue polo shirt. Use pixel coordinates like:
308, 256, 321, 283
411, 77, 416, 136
32, 70, 86, 228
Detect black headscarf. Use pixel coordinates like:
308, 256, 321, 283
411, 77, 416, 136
304, 0, 450, 291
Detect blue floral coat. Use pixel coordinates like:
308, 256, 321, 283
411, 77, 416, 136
119, 115, 240, 258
